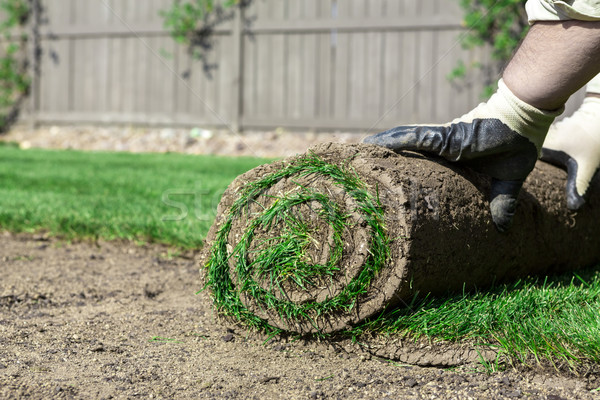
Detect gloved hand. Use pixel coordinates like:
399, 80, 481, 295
541, 96, 600, 210
364, 79, 562, 232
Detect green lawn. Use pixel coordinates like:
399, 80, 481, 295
0, 143, 271, 248
1, 143, 598, 373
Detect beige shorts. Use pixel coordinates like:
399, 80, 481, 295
526, 0, 600, 22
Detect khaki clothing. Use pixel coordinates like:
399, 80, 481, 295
526, 0, 600, 22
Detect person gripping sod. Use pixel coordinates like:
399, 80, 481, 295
364, 0, 600, 231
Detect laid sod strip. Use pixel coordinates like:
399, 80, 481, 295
353, 270, 600, 370
0, 146, 270, 248
203, 153, 390, 333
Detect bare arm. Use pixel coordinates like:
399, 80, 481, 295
503, 21, 600, 111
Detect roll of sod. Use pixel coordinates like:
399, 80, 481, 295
200, 142, 600, 334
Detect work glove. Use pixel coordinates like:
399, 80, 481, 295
541, 96, 600, 210
363, 79, 562, 232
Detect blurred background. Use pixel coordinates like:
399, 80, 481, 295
0, 0, 586, 157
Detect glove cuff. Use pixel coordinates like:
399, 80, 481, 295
491, 79, 564, 153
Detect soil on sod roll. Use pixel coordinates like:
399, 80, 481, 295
201, 142, 600, 335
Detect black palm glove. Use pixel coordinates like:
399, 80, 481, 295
364, 80, 562, 232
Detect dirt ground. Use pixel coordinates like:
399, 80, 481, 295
1, 232, 599, 400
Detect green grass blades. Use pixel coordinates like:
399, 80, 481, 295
354, 270, 600, 371
203, 152, 390, 333
249, 208, 342, 290
0, 146, 270, 248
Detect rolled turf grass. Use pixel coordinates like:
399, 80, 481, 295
200, 143, 600, 334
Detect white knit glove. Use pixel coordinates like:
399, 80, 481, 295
541, 96, 600, 210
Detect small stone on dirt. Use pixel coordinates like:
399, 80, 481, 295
546, 395, 568, 400
221, 333, 234, 342
506, 389, 523, 398
143, 284, 163, 299
405, 378, 418, 388
260, 376, 280, 384
90, 344, 105, 352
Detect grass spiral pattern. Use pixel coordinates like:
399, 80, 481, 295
203, 153, 390, 334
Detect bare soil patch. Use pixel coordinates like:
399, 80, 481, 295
1, 232, 598, 399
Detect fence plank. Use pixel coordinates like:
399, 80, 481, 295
174, 43, 190, 115
317, 0, 333, 19
271, 0, 286, 119
336, 0, 351, 19
303, 0, 317, 19
436, 29, 467, 123
332, 32, 349, 121
301, 34, 318, 120
107, 36, 122, 114
400, 30, 419, 123
271, 33, 286, 118
347, 32, 364, 120
418, 31, 437, 121
355, 0, 369, 18
400, 0, 417, 16
316, 33, 332, 120
380, 31, 402, 128
366, 31, 384, 122
118, 37, 138, 113
204, 37, 222, 124
286, 1, 302, 119
39, 39, 70, 113
218, 34, 235, 125
384, 0, 401, 17
242, 35, 256, 119
254, 34, 269, 118
147, 36, 175, 114
184, 50, 207, 119
70, 38, 86, 112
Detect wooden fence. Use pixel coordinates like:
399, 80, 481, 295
25, 0, 510, 132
